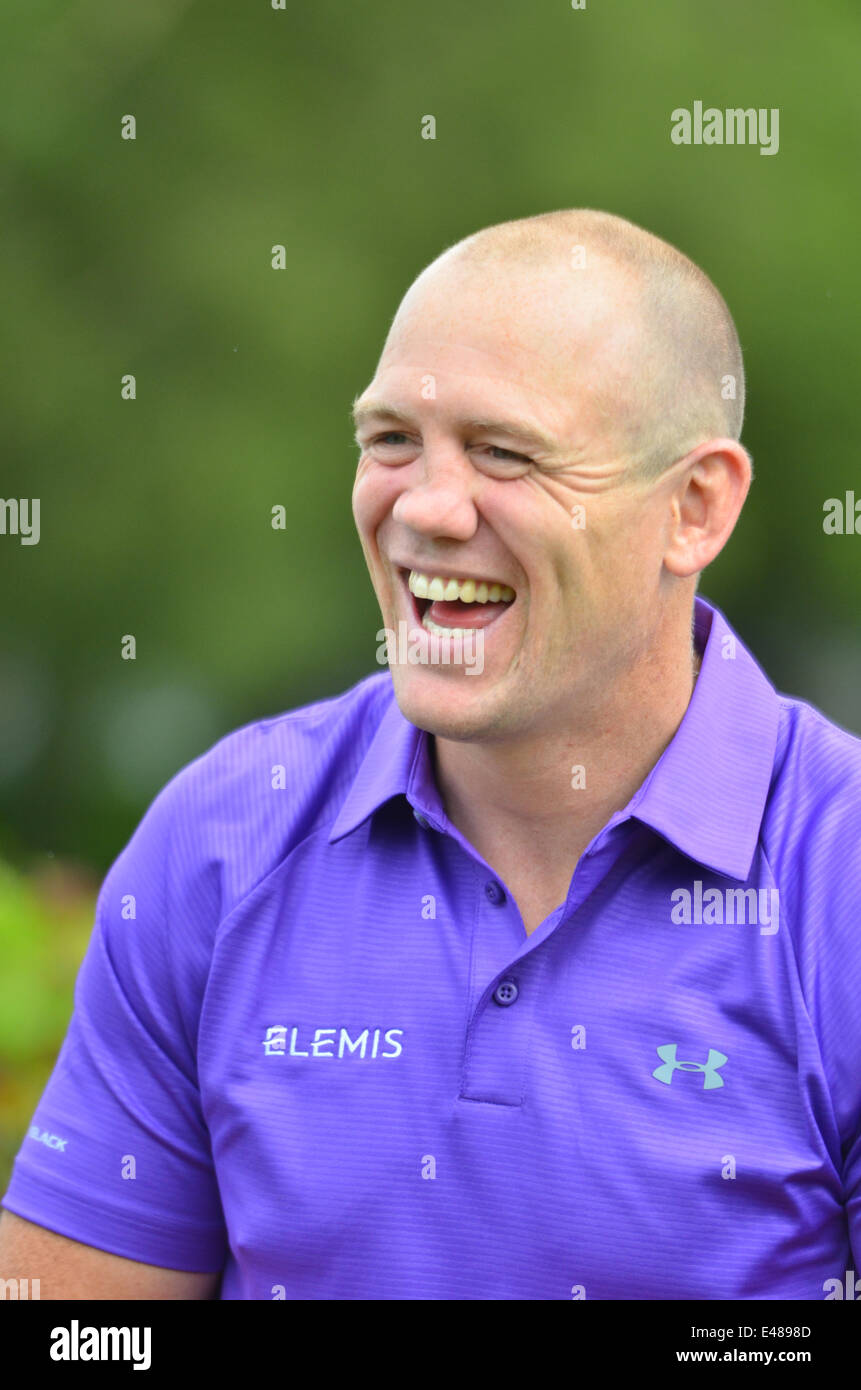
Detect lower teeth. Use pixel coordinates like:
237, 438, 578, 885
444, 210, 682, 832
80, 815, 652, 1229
422, 613, 477, 637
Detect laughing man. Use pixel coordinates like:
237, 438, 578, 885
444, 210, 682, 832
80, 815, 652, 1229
2, 209, 860, 1300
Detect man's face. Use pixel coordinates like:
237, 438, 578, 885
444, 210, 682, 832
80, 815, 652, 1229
352, 255, 682, 742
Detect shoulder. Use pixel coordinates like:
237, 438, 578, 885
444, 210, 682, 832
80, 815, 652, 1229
104, 670, 395, 926
761, 692, 861, 941
765, 694, 861, 853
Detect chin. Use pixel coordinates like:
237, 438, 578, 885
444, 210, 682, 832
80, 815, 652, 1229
391, 670, 507, 742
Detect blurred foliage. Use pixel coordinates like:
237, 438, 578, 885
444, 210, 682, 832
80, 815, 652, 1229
0, 0, 860, 1183
0, 858, 95, 1191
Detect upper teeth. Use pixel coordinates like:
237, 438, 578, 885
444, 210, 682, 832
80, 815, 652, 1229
408, 571, 515, 604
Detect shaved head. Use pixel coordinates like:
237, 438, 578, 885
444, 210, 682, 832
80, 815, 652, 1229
399, 208, 745, 480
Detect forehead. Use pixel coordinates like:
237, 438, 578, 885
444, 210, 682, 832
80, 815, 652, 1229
391, 256, 631, 354
360, 259, 644, 437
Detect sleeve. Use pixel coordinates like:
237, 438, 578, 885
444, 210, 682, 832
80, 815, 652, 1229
0, 768, 229, 1272
806, 807, 861, 1271
778, 722, 861, 1273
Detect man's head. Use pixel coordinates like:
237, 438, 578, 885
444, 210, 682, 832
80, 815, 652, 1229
351, 208, 751, 742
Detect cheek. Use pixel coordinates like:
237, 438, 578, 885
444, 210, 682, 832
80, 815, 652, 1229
351, 462, 389, 533
561, 525, 648, 616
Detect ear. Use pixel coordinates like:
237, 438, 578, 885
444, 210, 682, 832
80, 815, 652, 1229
662, 439, 752, 579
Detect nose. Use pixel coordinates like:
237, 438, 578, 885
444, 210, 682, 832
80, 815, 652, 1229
392, 448, 479, 542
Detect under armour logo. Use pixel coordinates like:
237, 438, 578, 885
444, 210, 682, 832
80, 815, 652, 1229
652, 1043, 728, 1090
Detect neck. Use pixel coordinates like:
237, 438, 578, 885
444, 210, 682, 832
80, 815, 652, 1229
432, 625, 702, 875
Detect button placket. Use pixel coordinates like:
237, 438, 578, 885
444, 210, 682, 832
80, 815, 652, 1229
458, 866, 549, 1104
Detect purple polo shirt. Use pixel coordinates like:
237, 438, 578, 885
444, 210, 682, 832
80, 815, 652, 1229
3, 595, 861, 1300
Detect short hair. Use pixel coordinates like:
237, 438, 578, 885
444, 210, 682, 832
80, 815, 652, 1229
427, 209, 745, 480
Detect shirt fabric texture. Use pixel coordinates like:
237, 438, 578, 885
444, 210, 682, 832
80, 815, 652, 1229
3, 595, 861, 1300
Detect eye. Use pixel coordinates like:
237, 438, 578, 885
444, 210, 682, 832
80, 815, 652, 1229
374, 432, 410, 447
356, 431, 415, 459
484, 445, 532, 463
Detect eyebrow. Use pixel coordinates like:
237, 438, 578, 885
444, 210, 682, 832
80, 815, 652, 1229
350, 398, 558, 454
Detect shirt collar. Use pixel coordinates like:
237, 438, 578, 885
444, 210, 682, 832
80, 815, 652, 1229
328, 596, 780, 881
626, 596, 780, 880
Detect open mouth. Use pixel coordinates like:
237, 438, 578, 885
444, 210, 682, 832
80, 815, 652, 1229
400, 568, 516, 635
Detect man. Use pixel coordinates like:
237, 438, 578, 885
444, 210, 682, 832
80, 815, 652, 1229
2, 209, 860, 1300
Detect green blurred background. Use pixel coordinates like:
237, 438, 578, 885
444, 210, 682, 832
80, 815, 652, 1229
1, 0, 859, 1188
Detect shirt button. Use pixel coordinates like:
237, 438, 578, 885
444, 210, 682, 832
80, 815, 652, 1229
413, 809, 431, 829
484, 880, 505, 904
492, 978, 519, 1006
